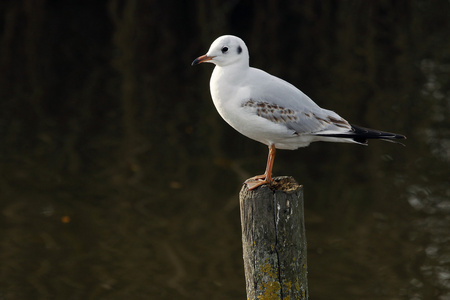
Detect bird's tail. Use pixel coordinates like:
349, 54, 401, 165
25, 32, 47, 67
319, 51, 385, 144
317, 124, 406, 145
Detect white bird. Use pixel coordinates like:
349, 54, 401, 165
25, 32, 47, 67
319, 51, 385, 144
192, 35, 406, 190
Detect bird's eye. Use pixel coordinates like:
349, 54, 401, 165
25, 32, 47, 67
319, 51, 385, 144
221, 46, 229, 53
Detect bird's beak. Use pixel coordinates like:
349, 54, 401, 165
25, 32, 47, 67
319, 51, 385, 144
191, 54, 214, 66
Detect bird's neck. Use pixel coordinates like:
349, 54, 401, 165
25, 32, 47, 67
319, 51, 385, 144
212, 63, 248, 85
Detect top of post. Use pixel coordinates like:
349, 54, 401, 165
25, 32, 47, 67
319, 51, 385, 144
242, 176, 303, 193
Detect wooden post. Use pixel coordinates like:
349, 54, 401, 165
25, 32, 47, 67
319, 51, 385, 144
239, 176, 308, 300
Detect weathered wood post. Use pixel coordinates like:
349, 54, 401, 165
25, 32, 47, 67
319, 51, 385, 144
239, 176, 308, 300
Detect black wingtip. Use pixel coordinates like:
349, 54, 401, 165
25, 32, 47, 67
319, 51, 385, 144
351, 124, 406, 140
315, 124, 406, 146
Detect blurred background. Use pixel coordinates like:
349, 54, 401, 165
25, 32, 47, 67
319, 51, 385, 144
1, 1, 449, 299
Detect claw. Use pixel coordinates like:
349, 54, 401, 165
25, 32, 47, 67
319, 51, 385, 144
245, 178, 271, 190
244, 174, 267, 183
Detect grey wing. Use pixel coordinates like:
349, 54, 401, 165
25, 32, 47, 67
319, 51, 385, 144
244, 68, 352, 134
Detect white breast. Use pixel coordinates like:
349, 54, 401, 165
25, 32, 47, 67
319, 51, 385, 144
209, 66, 309, 149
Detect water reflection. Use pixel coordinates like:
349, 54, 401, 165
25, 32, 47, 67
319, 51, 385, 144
407, 184, 450, 299
403, 57, 450, 300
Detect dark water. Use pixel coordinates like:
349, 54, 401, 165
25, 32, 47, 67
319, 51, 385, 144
1, 1, 449, 299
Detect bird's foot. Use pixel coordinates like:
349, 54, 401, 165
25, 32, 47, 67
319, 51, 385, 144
245, 174, 267, 182
244, 175, 272, 190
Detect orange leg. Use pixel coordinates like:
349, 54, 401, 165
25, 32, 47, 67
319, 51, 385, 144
245, 144, 276, 190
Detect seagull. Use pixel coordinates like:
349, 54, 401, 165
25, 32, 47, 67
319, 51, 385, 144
192, 35, 406, 190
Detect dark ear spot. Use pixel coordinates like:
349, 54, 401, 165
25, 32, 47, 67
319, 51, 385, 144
237, 46, 242, 54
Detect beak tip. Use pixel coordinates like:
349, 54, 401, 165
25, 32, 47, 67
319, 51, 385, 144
191, 54, 212, 66
191, 58, 199, 66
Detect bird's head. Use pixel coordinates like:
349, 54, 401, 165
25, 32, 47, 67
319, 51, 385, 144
191, 35, 249, 68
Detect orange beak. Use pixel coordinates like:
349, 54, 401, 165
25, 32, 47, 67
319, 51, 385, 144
191, 54, 214, 66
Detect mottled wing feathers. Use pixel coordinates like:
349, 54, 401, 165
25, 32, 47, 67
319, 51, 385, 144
241, 99, 352, 135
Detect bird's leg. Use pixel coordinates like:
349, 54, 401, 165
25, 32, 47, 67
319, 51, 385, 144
245, 144, 276, 190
